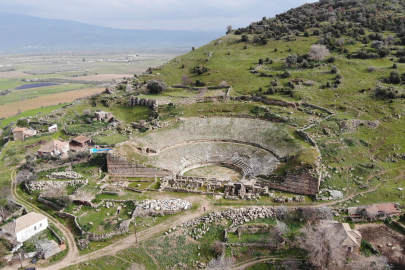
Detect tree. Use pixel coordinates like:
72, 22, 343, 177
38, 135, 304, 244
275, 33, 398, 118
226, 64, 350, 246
226, 25, 233, 33
285, 54, 298, 68
308, 44, 330, 61
192, 47, 195, 51
211, 241, 225, 256
241, 35, 249, 42
258, 59, 264, 65
147, 80, 167, 94
16, 119, 29, 128
298, 223, 345, 269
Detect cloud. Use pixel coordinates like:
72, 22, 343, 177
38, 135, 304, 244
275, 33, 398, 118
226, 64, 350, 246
0, 0, 311, 31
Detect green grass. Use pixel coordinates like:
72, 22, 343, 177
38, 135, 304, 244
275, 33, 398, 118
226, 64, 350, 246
0, 78, 31, 90
0, 103, 69, 128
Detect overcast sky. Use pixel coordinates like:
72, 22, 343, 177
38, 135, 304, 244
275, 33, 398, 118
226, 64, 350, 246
0, 0, 312, 31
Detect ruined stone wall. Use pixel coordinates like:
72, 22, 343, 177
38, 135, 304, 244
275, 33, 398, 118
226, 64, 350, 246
266, 172, 319, 195
37, 197, 64, 211
107, 154, 172, 177
128, 97, 158, 110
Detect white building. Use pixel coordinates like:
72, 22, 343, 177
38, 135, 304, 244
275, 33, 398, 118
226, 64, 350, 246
0, 212, 48, 243
48, 124, 58, 133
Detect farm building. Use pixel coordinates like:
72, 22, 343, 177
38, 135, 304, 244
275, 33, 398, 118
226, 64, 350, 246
0, 212, 48, 243
70, 135, 93, 148
348, 203, 401, 221
94, 110, 113, 122
12, 127, 36, 141
37, 140, 70, 157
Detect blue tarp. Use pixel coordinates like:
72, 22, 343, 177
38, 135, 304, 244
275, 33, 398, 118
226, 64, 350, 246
89, 148, 110, 153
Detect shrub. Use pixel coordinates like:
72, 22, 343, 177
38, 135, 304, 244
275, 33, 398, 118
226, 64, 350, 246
285, 54, 297, 68
147, 80, 167, 94
331, 66, 339, 74
393, 63, 398, 69
241, 35, 249, 42
368, 66, 377, 72
258, 59, 264, 65
280, 71, 291, 78
327, 56, 336, 63
389, 71, 401, 84
308, 44, 330, 61
399, 57, 405, 63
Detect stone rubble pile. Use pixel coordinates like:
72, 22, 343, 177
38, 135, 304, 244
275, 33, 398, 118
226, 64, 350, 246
179, 206, 275, 229
137, 198, 192, 211
316, 189, 344, 201
28, 180, 88, 191
47, 171, 83, 180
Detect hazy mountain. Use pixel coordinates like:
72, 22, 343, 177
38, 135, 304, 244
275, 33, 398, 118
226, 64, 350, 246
0, 12, 223, 53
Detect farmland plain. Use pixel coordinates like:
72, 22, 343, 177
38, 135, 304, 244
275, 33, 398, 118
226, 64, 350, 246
0, 50, 182, 121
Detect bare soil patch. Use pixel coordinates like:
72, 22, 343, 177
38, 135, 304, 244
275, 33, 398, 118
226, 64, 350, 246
0, 87, 103, 118
356, 223, 405, 269
0, 72, 30, 78
63, 74, 133, 81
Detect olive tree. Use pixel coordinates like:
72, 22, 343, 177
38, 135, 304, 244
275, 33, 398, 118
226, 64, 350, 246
146, 80, 167, 94
308, 44, 330, 61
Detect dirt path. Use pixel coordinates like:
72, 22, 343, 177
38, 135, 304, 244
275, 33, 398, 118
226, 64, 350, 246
7, 169, 79, 270
231, 256, 303, 270
38, 195, 220, 270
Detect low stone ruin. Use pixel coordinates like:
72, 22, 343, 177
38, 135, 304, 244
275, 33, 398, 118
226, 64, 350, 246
162, 175, 268, 200
137, 198, 192, 211
274, 195, 305, 203
28, 180, 88, 191
315, 189, 344, 201
47, 171, 83, 180
180, 206, 276, 228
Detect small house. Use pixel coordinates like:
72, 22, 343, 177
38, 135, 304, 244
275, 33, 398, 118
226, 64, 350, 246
94, 110, 113, 122
0, 212, 48, 243
70, 135, 92, 148
37, 140, 70, 157
12, 127, 36, 141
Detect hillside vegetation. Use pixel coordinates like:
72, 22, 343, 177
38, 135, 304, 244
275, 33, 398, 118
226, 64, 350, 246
125, 0, 405, 206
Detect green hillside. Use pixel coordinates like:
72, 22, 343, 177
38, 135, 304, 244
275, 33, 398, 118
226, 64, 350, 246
124, 0, 405, 206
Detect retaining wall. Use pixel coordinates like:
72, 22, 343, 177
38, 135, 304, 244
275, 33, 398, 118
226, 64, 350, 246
107, 154, 172, 177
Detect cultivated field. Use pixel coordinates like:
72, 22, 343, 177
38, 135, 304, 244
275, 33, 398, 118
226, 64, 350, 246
0, 87, 103, 118
0, 71, 29, 78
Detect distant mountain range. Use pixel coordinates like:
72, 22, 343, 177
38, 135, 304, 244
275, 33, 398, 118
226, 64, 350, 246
0, 12, 223, 53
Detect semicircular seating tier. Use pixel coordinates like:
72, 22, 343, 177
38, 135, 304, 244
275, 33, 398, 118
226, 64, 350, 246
135, 117, 302, 159
150, 141, 279, 177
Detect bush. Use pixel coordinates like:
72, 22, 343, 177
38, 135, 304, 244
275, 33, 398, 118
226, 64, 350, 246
57, 195, 72, 207
368, 66, 377, 72
327, 56, 336, 63
389, 71, 401, 84
280, 71, 291, 78
147, 80, 167, 94
331, 66, 339, 74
